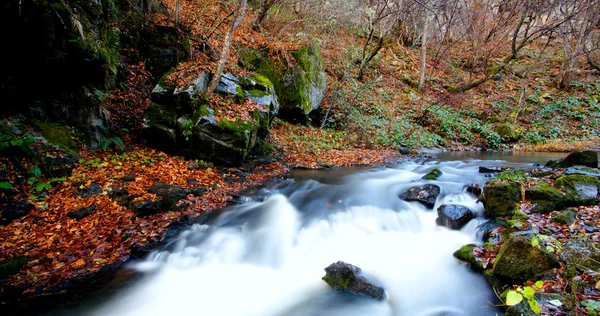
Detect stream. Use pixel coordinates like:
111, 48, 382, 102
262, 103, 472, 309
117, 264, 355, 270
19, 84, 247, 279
60, 152, 567, 316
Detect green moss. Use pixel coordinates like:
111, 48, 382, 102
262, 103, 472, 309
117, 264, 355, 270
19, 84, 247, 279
235, 85, 246, 103
512, 210, 529, 220
525, 182, 566, 213
146, 102, 176, 126
559, 151, 598, 168
217, 119, 256, 143
554, 174, 600, 205
157, 69, 177, 91
453, 244, 484, 272
0, 256, 29, 279
248, 74, 274, 91
422, 167, 442, 180
247, 89, 269, 98
551, 210, 575, 224
494, 123, 520, 142
483, 269, 504, 291
238, 47, 264, 71
322, 271, 354, 290
36, 122, 77, 155
482, 181, 523, 217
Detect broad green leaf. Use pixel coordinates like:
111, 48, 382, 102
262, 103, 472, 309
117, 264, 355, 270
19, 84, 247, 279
35, 182, 48, 192
10, 139, 23, 146
0, 134, 13, 142
0, 182, 13, 189
538, 234, 549, 241
535, 281, 544, 289
531, 237, 540, 248
528, 298, 541, 314
506, 291, 523, 306
546, 246, 555, 253
112, 137, 124, 151
523, 286, 535, 299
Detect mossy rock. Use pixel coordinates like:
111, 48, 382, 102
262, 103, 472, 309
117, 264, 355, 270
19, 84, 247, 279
492, 235, 560, 281
481, 181, 523, 217
551, 210, 575, 224
554, 174, 600, 206
525, 182, 567, 213
237, 46, 264, 71
453, 244, 484, 272
0, 256, 29, 279
565, 165, 600, 179
559, 151, 598, 168
494, 123, 520, 142
422, 168, 442, 180
36, 122, 77, 155
561, 241, 600, 271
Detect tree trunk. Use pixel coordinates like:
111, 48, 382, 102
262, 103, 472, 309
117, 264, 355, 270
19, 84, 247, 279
252, 0, 270, 31
358, 35, 384, 80
418, 9, 431, 92
206, 0, 247, 95
175, 0, 180, 25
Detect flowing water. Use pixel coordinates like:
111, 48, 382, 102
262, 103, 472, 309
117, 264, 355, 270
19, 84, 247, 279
66, 153, 567, 316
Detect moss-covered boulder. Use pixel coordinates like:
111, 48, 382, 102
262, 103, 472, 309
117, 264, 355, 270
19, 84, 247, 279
561, 241, 600, 271
143, 24, 190, 79
494, 123, 520, 142
554, 174, 600, 206
422, 168, 442, 180
481, 181, 523, 217
565, 165, 600, 179
551, 210, 575, 224
35, 122, 77, 155
492, 235, 560, 281
322, 261, 385, 300
525, 182, 567, 213
545, 151, 599, 168
453, 244, 484, 272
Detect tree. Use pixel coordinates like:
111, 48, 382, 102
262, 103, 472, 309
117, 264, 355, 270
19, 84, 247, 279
206, 0, 248, 96
252, 0, 281, 30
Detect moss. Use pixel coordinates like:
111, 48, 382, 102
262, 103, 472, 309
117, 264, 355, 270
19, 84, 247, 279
247, 89, 269, 98
192, 105, 211, 122
482, 181, 523, 217
453, 244, 484, 272
560, 151, 598, 168
0, 256, 29, 279
35, 122, 77, 155
235, 85, 246, 103
248, 74, 274, 91
422, 167, 442, 180
483, 269, 504, 291
322, 271, 354, 290
492, 235, 560, 281
146, 102, 176, 126
494, 123, 520, 142
157, 69, 177, 91
554, 174, 600, 205
552, 210, 575, 224
217, 119, 256, 143
512, 210, 529, 220
238, 47, 264, 71
525, 182, 567, 213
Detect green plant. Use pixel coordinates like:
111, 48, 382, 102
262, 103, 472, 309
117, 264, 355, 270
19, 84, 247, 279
182, 119, 194, 141
582, 300, 600, 316
27, 167, 52, 193
0, 133, 35, 155
0, 182, 13, 189
524, 131, 547, 144
504, 280, 545, 314
95, 122, 126, 151
531, 233, 562, 254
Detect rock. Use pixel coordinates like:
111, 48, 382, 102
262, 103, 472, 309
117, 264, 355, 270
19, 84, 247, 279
481, 181, 522, 217
77, 182, 102, 199
479, 166, 508, 173
551, 210, 575, 225
554, 174, 600, 206
399, 184, 441, 208
131, 200, 162, 217
215, 73, 246, 103
151, 72, 210, 112
188, 162, 201, 170
122, 174, 136, 182
67, 205, 97, 220
545, 150, 599, 168
492, 235, 560, 281
436, 205, 474, 230
494, 123, 520, 142
478, 219, 509, 243
143, 24, 190, 79
561, 241, 600, 271
565, 165, 600, 179
453, 244, 484, 272
1, 200, 34, 225
525, 182, 567, 213
322, 261, 385, 300
422, 167, 442, 180
187, 188, 206, 197
465, 184, 482, 197
146, 183, 188, 210
505, 295, 544, 316
0, 256, 29, 279
242, 74, 280, 121
36, 122, 78, 155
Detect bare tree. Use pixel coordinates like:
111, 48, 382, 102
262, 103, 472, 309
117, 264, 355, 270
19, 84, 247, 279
206, 0, 248, 96
252, 0, 281, 30
418, 1, 431, 92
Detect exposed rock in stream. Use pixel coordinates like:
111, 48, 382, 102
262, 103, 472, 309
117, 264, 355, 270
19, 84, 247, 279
481, 181, 522, 217
545, 150, 598, 168
399, 184, 440, 208
435, 204, 474, 230
322, 261, 385, 300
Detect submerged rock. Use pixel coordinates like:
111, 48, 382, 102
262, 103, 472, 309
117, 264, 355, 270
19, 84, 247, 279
399, 184, 441, 208
554, 174, 600, 206
481, 181, 522, 217
322, 261, 385, 300
436, 204, 474, 230
422, 168, 442, 180
545, 150, 598, 168
492, 235, 560, 281
525, 182, 566, 213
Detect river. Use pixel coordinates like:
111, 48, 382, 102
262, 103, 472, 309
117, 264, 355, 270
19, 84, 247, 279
59, 152, 567, 316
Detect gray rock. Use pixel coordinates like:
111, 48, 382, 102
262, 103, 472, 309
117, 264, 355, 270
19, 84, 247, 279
68, 205, 97, 220
322, 261, 385, 300
399, 184, 441, 208
436, 205, 474, 230
77, 182, 102, 199
1, 200, 34, 225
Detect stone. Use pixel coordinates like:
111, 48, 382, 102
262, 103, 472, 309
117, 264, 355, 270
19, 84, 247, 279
436, 204, 474, 230
565, 166, 600, 179
465, 184, 482, 197
492, 235, 560, 281
545, 151, 599, 168
554, 174, 600, 206
561, 241, 600, 271
77, 182, 102, 199
494, 123, 520, 142
322, 261, 385, 300
122, 174, 136, 182
551, 210, 575, 225
525, 182, 567, 213
453, 244, 484, 272
146, 183, 188, 210
481, 181, 522, 217
131, 200, 163, 217
479, 166, 508, 173
0, 256, 29, 279
67, 205, 97, 220
399, 184, 441, 208
422, 167, 442, 180
1, 200, 34, 225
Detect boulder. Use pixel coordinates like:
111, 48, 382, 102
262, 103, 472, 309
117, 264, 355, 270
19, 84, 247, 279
492, 235, 560, 281
1, 200, 34, 225
76, 182, 102, 199
479, 166, 508, 173
481, 181, 522, 217
422, 167, 442, 180
561, 241, 600, 271
146, 183, 188, 210
545, 151, 598, 168
67, 205, 97, 221
131, 200, 163, 217
143, 24, 190, 79
551, 210, 575, 225
494, 123, 520, 142
399, 184, 441, 208
525, 182, 567, 213
453, 244, 484, 272
554, 174, 600, 206
436, 205, 474, 230
565, 165, 600, 179
322, 261, 385, 300
465, 184, 482, 197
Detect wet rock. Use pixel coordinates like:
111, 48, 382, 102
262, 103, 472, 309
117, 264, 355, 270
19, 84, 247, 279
492, 235, 560, 281
545, 150, 599, 168
465, 184, 482, 197
422, 168, 442, 180
561, 241, 600, 271
565, 166, 600, 179
554, 174, 600, 206
479, 166, 508, 173
67, 205, 97, 221
525, 182, 567, 213
453, 244, 483, 272
436, 204, 474, 230
478, 219, 509, 243
1, 200, 34, 225
0, 256, 29, 279
77, 182, 102, 199
108, 186, 132, 206
322, 261, 385, 300
146, 183, 188, 210
131, 200, 162, 217
399, 184, 441, 208
187, 188, 206, 197
551, 210, 575, 225
481, 181, 522, 217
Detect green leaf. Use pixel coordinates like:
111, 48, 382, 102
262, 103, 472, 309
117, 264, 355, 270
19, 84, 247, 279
100, 139, 111, 151
28, 178, 36, 185
523, 286, 535, 299
538, 234, 549, 241
535, 281, 544, 289
548, 299, 563, 307
0, 182, 13, 189
506, 291, 523, 306
10, 139, 23, 146
528, 298, 541, 314
546, 245, 555, 253
35, 182, 48, 192
112, 137, 124, 151
531, 237, 540, 248
0, 134, 13, 142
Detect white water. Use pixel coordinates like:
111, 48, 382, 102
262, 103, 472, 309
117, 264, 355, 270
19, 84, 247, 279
85, 159, 528, 316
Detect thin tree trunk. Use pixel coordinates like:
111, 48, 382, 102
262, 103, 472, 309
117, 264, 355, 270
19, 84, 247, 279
175, 0, 180, 25
418, 9, 430, 92
358, 35, 384, 80
252, 0, 271, 31
206, 0, 247, 95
